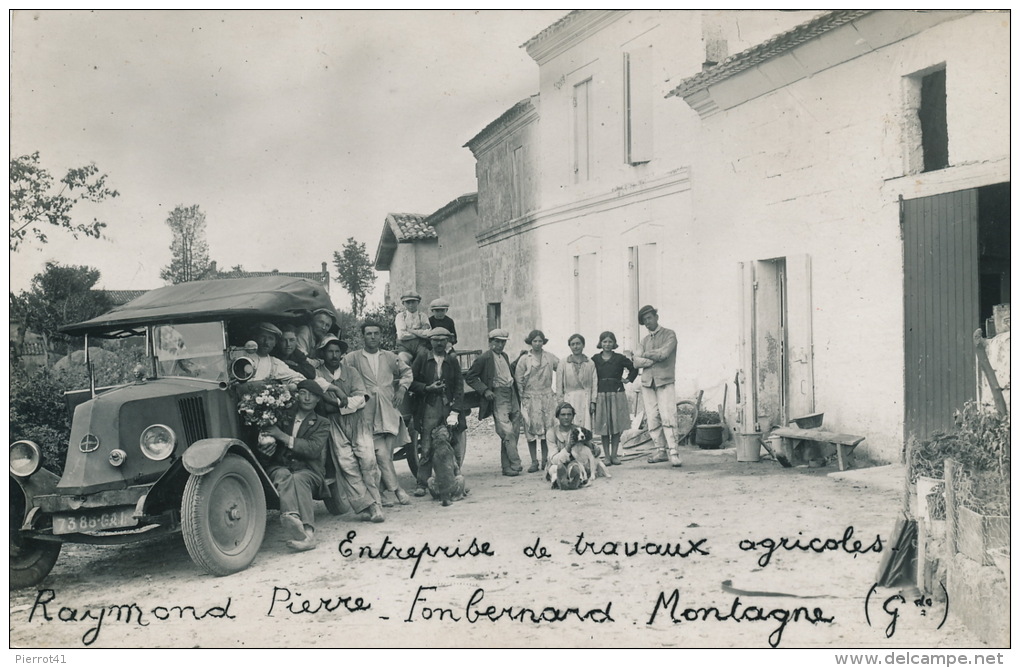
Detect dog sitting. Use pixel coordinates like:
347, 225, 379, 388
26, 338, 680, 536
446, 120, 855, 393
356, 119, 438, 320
427, 425, 467, 506
547, 427, 611, 490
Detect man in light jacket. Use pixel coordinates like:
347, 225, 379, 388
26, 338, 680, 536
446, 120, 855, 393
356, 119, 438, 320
344, 320, 414, 506
632, 305, 681, 467
315, 335, 385, 522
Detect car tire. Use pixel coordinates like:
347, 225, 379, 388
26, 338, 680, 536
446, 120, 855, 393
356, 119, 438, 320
181, 454, 266, 577
10, 483, 61, 590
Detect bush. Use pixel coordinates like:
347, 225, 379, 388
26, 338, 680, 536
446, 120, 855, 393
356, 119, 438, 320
10, 368, 72, 476
907, 401, 1010, 516
339, 302, 398, 352
11, 341, 147, 477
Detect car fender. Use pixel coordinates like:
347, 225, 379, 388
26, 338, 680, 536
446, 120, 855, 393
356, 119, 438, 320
11, 468, 61, 530
182, 438, 279, 507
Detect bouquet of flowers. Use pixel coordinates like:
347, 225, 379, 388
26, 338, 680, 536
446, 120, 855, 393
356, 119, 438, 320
237, 382, 294, 456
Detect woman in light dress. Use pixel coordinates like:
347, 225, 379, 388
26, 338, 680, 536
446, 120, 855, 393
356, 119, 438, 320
514, 329, 560, 473
557, 333, 596, 431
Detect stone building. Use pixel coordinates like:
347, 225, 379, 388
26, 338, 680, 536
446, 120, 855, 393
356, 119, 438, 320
373, 212, 439, 307
426, 193, 487, 351
665, 9, 1009, 460
464, 95, 541, 349
464, 9, 1008, 465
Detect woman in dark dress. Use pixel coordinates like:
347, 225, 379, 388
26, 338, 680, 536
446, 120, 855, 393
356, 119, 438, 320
591, 331, 638, 465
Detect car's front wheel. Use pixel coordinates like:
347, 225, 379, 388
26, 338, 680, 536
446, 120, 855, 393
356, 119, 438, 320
10, 482, 61, 589
181, 454, 266, 576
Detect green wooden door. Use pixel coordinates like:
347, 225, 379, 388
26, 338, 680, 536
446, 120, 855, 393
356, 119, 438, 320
903, 189, 979, 442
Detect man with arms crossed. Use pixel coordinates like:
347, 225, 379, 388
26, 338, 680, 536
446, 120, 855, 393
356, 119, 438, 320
633, 305, 681, 467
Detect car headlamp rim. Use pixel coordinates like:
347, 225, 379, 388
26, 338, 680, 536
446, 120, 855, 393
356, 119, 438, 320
10, 440, 42, 478
139, 424, 177, 461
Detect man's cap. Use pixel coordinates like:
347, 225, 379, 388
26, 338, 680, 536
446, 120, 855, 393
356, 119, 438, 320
638, 305, 658, 324
295, 379, 326, 399
316, 334, 349, 354
429, 298, 450, 310
429, 327, 452, 339
488, 328, 510, 341
257, 322, 283, 337
311, 308, 336, 322
400, 292, 422, 302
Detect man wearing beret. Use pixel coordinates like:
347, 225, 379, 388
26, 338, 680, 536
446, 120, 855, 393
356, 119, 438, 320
465, 328, 522, 477
259, 379, 331, 551
410, 327, 467, 496
632, 305, 682, 467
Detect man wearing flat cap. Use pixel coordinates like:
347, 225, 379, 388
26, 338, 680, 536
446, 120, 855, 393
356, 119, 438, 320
466, 328, 522, 476
632, 305, 681, 467
314, 335, 385, 523
258, 379, 331, 551
428, 297, 458, 347
248, 322, 308, 385
395, 292, 431, 365
410, 327, 467, 496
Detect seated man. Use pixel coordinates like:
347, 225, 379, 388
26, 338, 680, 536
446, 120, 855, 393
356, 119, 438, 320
274, 324, 316, 380
247, 322, 308, 385
258, 380, 330, 551
545, 402, 610, 488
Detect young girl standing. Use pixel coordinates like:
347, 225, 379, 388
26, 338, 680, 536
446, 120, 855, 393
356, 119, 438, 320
592, 331, 638, 465
558, 334, 596, 431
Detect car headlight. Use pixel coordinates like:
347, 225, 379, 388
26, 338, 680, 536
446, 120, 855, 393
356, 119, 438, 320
10, 440, 41, 477
139, 425, 176, 461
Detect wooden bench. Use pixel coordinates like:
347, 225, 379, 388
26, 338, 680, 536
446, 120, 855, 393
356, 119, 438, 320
770, 427, 866, 471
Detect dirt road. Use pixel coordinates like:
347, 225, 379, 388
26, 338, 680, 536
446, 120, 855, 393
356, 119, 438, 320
9, 419, 987, 649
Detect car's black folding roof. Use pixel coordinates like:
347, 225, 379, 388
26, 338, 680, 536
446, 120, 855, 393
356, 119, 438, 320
60, 276, 337, 335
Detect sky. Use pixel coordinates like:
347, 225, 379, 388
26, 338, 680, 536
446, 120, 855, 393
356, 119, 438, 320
8, 9, 569, 309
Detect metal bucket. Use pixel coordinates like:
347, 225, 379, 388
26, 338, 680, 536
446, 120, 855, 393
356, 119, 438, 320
735, 433, 762, 462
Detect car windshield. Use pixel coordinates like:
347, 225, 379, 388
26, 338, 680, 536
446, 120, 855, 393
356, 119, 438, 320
153, 322, 227, 382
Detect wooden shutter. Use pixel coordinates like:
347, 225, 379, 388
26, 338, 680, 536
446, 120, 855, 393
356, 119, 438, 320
785, 254, 815, 420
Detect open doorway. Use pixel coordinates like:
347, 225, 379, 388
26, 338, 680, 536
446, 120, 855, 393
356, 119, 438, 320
738, 255, 814, 433
978, 183, 1010, 336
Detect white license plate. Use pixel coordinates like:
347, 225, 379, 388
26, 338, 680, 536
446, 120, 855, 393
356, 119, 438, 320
53, 508, 137, 535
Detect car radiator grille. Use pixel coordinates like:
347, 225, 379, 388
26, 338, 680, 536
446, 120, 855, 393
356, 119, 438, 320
178, 396, 210, 446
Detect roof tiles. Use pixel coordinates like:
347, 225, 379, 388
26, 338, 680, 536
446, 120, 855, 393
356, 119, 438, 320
667, 10, 871, 99
387, 213, 437, 241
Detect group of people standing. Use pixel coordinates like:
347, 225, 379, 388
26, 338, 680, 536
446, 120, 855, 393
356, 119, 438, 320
247, 296, 682, 552
466, 303, 682, 477
246, 311, 416, 552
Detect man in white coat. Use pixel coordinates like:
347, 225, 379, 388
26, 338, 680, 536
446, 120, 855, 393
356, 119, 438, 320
344, 320, 415, 506
314, 335, 385, 522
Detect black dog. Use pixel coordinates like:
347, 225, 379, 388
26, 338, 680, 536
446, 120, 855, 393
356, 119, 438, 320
427, 425, 466, 506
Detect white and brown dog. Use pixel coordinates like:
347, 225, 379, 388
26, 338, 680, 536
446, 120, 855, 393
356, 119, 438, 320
548, 427, 611, 490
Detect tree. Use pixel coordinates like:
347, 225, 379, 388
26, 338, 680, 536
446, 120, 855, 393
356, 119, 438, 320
333, 237, 377, 317
10, 151, 120, 251
12, 262, 113, 362
160, 204, 211, 284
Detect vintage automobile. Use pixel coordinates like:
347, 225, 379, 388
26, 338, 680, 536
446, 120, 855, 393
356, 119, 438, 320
9, 276, 353, 588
